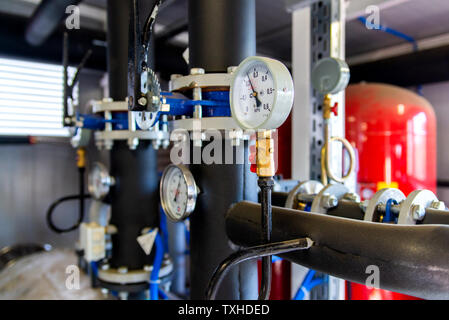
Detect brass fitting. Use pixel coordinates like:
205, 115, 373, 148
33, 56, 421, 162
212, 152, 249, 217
256, 130, 275, 177
76, 147, 86, 169
323, 94, 332, 120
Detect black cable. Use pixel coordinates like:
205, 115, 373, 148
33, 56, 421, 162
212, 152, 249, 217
206, 238, 313, 300
141, 0, 162, 66
46, 168, 90, 233
142, 0, 162, 50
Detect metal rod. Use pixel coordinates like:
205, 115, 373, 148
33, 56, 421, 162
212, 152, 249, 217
258, 177, 274, 300
206, 238, 313, 300
63, 32, 69, 126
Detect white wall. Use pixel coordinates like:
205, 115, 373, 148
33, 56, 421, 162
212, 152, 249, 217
420, 81, 449, 204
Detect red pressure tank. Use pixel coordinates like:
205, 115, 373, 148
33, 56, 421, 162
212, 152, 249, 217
345, 82, 437, 300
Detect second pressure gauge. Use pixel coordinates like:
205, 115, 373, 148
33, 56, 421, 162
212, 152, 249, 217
230, 56, 294, 130
88, 162, 115, 200
311, 57, 350, 95
160, 164, 199, 221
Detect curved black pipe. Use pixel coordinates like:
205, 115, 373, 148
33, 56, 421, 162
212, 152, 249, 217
206, 238, 312, 300
25, 0, 82, 46
226, 201, 449, 299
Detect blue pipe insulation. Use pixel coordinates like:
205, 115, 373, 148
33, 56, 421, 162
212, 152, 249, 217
77, 112, 128, 130
160, 91, 231, 117
78, 91, 231, 131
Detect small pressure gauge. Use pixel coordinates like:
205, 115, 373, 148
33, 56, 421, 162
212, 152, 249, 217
160, 164, 199, 221
88, 162, 115, 200
311, 57, 350, 95
230, 56, 294, 130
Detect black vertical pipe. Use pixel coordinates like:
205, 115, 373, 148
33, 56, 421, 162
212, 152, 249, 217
106, 0, 159, 271
188, 0, 257, 300
188, 0, 256, 72
190, 141, 259, 299
109, 142, 159, 270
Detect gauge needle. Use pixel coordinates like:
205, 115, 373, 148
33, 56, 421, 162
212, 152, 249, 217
247, 74, 262, 108
173, 174, 182, 202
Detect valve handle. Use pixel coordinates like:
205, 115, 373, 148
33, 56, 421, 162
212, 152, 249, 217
331, 102, 338, 117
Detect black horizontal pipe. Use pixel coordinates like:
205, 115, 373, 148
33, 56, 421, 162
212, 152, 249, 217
25, 0, 82, 46
269, 191, 289, 207
1, 13, 107, 71
437, 180, 449, 188
0, 136, 34, 145
350, 44, 449, 87
226, 201, 449, 299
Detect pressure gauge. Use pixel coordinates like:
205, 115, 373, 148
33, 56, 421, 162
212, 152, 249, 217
160, 164, 199, 221
230, 56, 294, 130
311, 57, 350, 95
88, 162, 115, 200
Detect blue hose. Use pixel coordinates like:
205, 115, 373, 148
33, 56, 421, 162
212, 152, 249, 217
159, 206, 169, 254
90, 261, 98, 277
384, 198, 398, 223
149, 232, 164, 300
357, 17, 417, 50
293, 270, 328, 300
357, 16, 422, 95
184, 219, 190, 255
158, 287, 169, 300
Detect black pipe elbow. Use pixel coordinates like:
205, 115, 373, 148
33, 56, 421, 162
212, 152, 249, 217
226, 201, 449, 299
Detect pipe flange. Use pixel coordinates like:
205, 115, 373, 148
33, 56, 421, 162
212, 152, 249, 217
364, 188, 406, 222
285, 180, 324, 209
311, 183, 349, 214
397, 190, 438, 225
97, 259, 173, 285
91, 100, 128, 113
169, 73, 231, 92
94, 130, 169, 142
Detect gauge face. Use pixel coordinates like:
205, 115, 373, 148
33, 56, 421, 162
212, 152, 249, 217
311, 57, 350, 95
160, 165, 198, 221
88, 162, 113, 200
230, 56, 294, 130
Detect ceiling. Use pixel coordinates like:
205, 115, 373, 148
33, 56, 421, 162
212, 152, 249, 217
82, 0, 449, 64
346, 0, 449, 57
2, 0, 449, 66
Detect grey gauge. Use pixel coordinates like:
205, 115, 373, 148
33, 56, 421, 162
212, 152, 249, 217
87, 162, 115, 200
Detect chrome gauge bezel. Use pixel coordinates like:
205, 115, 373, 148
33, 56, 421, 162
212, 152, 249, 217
160, 164, 199, 221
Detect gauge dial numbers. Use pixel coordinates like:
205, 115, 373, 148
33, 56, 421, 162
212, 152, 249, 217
160, 164, 199, 221
230, 56, 294, 130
